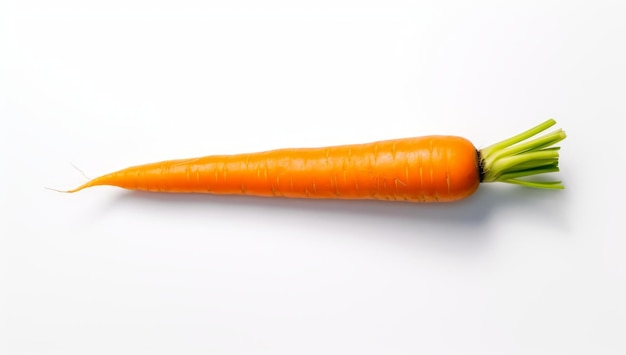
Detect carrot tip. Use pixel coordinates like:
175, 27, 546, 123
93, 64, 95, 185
51, 163, 96, 193
45, 186, 72, 193
45, 183, 90, 193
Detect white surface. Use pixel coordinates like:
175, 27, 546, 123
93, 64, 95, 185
1, 1, 625, 354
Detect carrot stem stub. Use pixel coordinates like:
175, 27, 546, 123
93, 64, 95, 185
479, 118, 566, 189
65, 119, 566, 203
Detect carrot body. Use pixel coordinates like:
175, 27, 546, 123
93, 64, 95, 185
69, 136, 480, 202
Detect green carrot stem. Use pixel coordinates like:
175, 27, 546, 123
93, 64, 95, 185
480, 119, 566, 189
481, 119, 557, 160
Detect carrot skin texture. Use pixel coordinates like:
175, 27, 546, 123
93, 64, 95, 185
70, 136, 480, 202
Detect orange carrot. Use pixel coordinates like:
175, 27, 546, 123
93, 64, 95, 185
64, 119, 566, 202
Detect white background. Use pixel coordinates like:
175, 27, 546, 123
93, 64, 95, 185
1, 1, 625, 354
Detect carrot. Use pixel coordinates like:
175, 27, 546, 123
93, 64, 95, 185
63, 119, 566, 202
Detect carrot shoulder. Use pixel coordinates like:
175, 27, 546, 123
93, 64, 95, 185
64, 119, 566, 203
